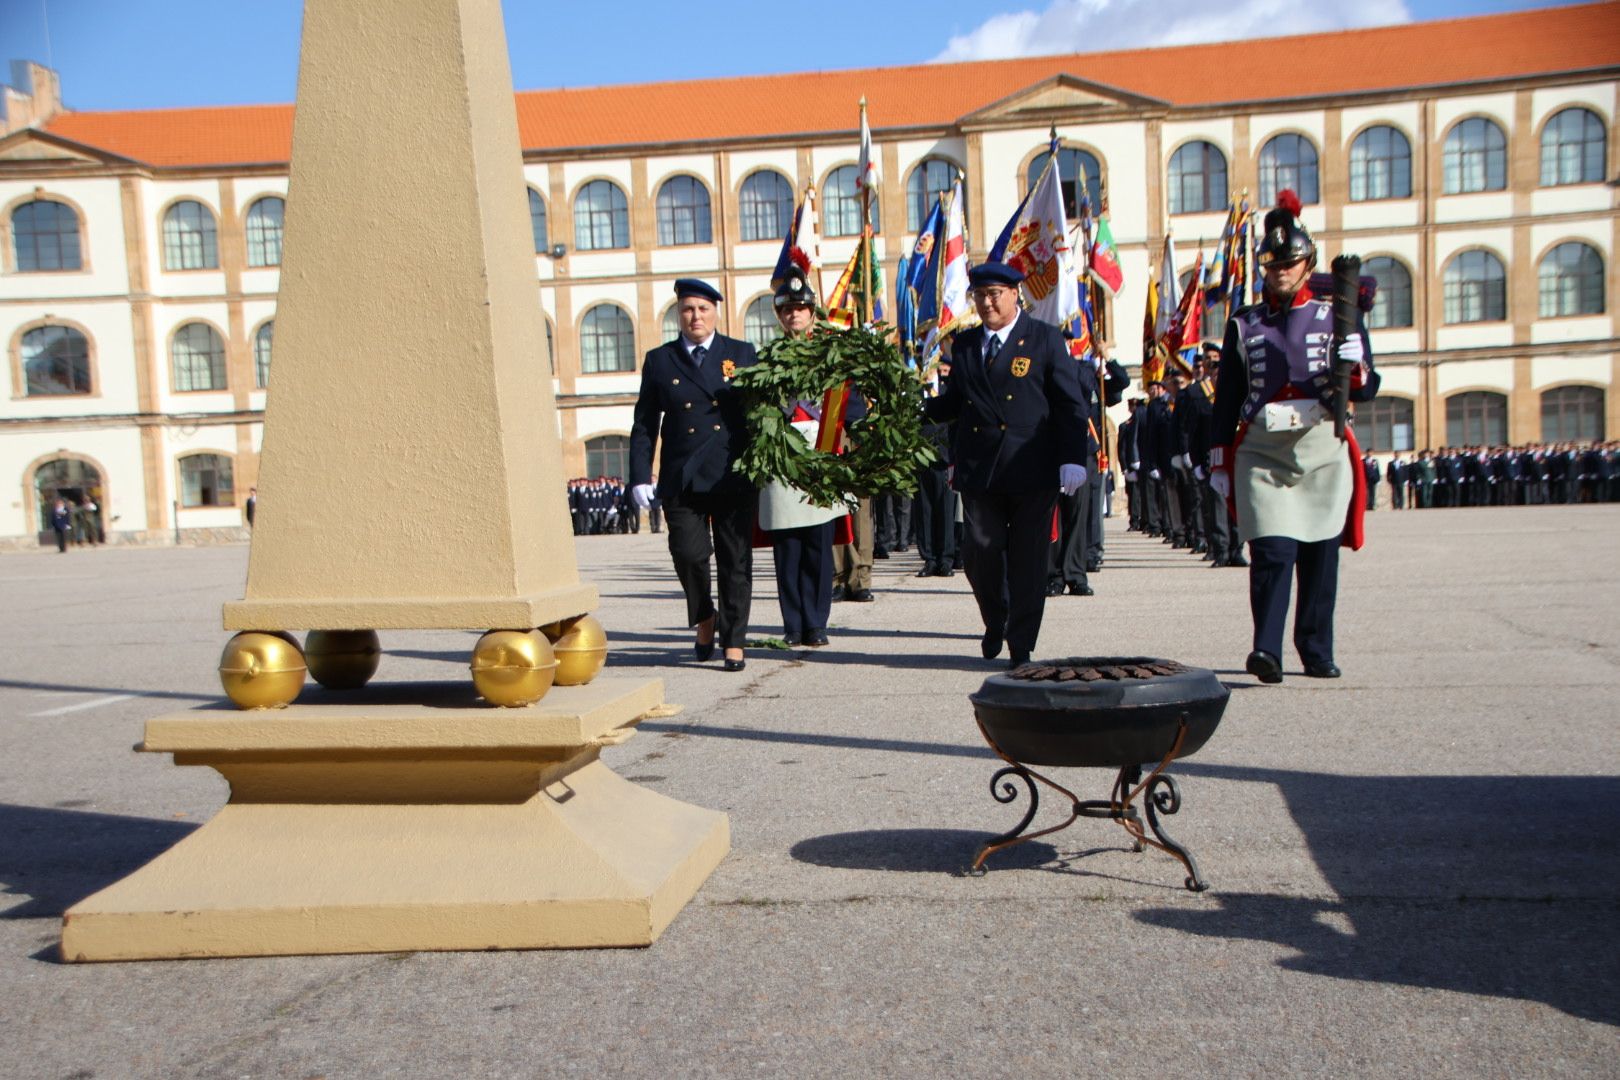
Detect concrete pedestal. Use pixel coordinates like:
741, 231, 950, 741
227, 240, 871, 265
61, 679, 730, 961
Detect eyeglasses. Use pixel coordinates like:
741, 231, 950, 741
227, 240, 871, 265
973, 287, 1013, 302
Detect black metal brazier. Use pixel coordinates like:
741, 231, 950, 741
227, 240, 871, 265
970, 658, 1228, 766
968, 657, 1230, 890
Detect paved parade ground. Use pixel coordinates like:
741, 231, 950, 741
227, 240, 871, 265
1, 505, 1617, 1077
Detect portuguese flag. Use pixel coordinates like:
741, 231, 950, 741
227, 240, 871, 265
1089, 215, 1124, 296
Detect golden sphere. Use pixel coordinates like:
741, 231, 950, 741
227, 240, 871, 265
547, 615, 608, 686
219, 631, 307, 710
305, 629, 381, 690
470, 629, 557, 707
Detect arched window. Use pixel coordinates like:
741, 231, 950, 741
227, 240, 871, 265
21, 324, 91, 395
823, 165, 878, 238
1357, 397, 1415, 452
579, 303, 635, 373
655, 176, 713, 246
162, 200, 219, 270
1027, 147, 1101, 220
585, 434, 630, 480
907, 157, 958, 231
573, 180, 629, 251
1538, 242, 1605, 317
1349, 125, 1412, 201
739, 170, 795, 243
179, 454, 234, 508
1257, 134, 1319, 206
1443, 118, 1507, 194
1446, 391, 1507, 446
1443, 250, 1506, 324
11, 199, 81, 271
245, 197, 284, 267
1363, 256, 1414, 329
1167, 141, 1227, 215
172, 322, 227, 391
661, 303, 681, 343
1177, 268, 1223, 344
1541, 386, 1605, 442
742, 295, 782, 349
254, 321, 273, 389
528, 188, 548, 253
1540, 107, 1606, 186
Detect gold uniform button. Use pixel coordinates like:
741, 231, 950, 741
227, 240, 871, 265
672, 378, 681, 385
1006, 394, 1013, 400
687, 427, 695, 434
684, 402, 692, 409
711, 399, 718, 406
1000, 423, 1007, 430
713, 424, 721, 431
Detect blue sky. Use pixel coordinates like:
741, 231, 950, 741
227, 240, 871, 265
0, 0, 1575, 113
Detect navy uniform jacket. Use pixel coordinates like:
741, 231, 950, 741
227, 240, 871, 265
1139, 397, 1176, 475
1181, 379, 1217, 467
924, 313, 1092, 495
630, 334, 759, 500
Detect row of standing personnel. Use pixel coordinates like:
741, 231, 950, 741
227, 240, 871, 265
1372, 443, 1620, 508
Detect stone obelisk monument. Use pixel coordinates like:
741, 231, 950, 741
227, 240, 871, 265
60, 0, 729, 961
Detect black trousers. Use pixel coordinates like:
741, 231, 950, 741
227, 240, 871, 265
963, 489, 1058, 655
914, 467, 957, 570
1125, 478, 1142, 529
771, 521, 833, 636
1176, 468, 1204, 545
1248, 534, 1341, 666
1201, 478, 1234, 563
1048, 483, 1091, 588
1085, 471, 1105, 565
874, 491, 912, 552
663, 489, 756, 649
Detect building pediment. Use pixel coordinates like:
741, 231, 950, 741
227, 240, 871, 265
959, 73, 1166, 127
0, 127, 135, 166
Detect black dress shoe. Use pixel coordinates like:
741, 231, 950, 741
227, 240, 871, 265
933, 566, 955, 578
1227, 555, 1249, 568
723, 657, 746, 672
831, 587, 848, 602
1067, 582, 1094, 596
1304, 661, 1341, 678
1045, 580, 1064, 597
694, 640, 716, 661
1008, 650, 1031, 668
846, 588, 875, 602
981, 629, 1004, 659
1245, 650, 1283, 684
782, 631, 802, 646
950, 560, 964, 571
803, 629, 829, 647
873, 548, 890, 560
915, 567, 934, 578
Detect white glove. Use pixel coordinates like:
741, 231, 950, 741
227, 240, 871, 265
1173, 453, 1190, 470
1336, 336, 1365, 364
1149, 468, 1162, 480
1194, 465, 1208, 481
1210, 471, 1231, 501
1059, 464, 1087, 496
631, 484, 655, 509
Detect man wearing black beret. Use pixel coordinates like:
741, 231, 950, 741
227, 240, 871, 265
630, 278, 760, 672
924, 262, 1094, 668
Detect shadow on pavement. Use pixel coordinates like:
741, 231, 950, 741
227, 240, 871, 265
1134, 764, 1620, 1026
0, 678, 215, 703
0, 803, 196, 921
791, 828, 1056, 873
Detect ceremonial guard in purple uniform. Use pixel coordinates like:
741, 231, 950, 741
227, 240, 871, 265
924, 262, 1093, 668
630, 279, 759, 672
1210, 192, 1379, 684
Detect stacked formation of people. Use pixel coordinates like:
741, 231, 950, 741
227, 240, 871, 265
1370, 442, 1618, 509
565, 476, 658, 536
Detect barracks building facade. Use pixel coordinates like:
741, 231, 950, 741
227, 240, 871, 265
0, 3, 1617, 546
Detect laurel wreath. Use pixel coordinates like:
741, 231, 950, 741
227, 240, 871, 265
731, 323, 938, 510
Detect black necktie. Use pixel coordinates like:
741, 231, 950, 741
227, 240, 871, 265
984, 335, 1001, 365
691, 345, 707, 368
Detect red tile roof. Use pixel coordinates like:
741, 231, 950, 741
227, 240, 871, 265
38, 2, 1620, 169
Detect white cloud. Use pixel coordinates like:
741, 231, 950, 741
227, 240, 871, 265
933, 0, 1413, 63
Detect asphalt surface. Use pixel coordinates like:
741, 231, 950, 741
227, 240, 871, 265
2, 505, 1616, 1078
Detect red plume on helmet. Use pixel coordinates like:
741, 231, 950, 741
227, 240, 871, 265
1276, 189, 1303, 217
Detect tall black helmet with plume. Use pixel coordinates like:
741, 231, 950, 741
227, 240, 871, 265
1257, 189, 1315, 267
